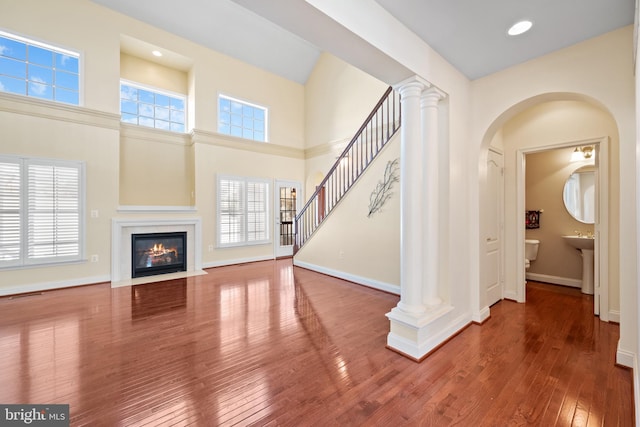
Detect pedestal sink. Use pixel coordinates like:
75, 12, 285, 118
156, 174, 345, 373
562, 235, 595, 294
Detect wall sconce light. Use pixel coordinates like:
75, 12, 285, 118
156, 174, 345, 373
571, 146, 595, 162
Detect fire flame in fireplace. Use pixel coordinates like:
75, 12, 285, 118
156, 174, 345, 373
143, 242, 179, 267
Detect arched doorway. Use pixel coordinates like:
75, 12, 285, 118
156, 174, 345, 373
479, 94, 619, 322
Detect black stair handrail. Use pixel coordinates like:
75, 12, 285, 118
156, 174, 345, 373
294, 86, 401, 254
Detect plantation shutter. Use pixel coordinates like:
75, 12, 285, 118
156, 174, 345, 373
27, 161, 81, 262
217, 175, 269, 247
219, 178, 245, 245
247, 181, 267, 242
0, 160, 22, 265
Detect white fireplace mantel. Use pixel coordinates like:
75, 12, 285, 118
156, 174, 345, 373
111, 218, 203, 287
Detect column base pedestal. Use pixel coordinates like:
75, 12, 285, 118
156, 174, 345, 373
386, 304, 454, 361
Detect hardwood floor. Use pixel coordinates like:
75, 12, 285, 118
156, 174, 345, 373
0, 262, 633, 426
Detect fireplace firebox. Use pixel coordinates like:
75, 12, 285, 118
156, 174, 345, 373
131, 232, 187, 278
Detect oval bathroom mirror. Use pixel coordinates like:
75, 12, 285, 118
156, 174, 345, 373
563, 165, 595, 224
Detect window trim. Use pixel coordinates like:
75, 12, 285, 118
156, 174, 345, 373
0, 155, 86, 269
217, 93, 269, 142
216, 174, 271, 248
0, 29, 82, 106
119, 79, 188, 134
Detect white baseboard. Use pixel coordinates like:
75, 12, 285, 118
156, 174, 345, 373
615, 341, 636, 427
387, 311, 469, 360
608, 309, 620, 323
0, 274, 111, 297
203, 255, 274, 269
472, 306, 490, 323
526, 272, 582, 288
503, 290, 519, 301
616, 342, 635, 368
293, 260, 400, 295
1, 254, 276, 296
616, 342, 638, 426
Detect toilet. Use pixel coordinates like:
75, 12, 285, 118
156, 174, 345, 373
525, 239, 540, 269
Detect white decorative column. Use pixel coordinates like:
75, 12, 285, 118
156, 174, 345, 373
421, 87, 445, 307
396, 77, 427, 315
387, 78, 452, 362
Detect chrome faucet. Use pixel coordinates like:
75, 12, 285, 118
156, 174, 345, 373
574, 230, 583, 237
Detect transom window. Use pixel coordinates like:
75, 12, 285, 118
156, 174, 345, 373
0, 155, 85, 268
120, 80, 186, 133
218, 95, 267, 142
217, 175, 270, 247
0, 31, 80, 105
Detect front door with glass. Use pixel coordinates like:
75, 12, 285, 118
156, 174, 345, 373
275, 180, 301, 257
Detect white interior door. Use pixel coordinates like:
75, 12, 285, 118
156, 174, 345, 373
485, 149, 504, 306
274, 180, 301, 258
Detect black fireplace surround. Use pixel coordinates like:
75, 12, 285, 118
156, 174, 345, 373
131, 232, 187, 278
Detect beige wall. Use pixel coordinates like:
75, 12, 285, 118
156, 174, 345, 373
303, 53, 389, 198
296, 136, 401, 291
296, 53, 400, 289
193, 139, 304, 265
501, 99, 620, 310
119, 55, 193, 206
304, 53, 389, 149
0, 0, 307, 292
525, 147, 596, 281
2, 1, 636, 371
120, 53, 188, 94
189, 54, 304, 148
118, 126, 194, 206
472, 27, 633, 357
0, 102, 120, 290
2, 0, 122, 113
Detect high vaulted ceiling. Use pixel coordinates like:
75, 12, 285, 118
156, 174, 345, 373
92, 0, 635, 83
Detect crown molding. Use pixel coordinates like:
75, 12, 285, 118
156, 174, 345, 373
190, 129, 304, 159
120, 122, 192, 146
304, 136, 352, 159
0, 92, 121, 130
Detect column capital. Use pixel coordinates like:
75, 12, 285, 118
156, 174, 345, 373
420, 87, 447, 107
393, 75, 431, 97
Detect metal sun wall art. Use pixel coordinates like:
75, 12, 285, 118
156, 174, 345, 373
368, 158, 399, 217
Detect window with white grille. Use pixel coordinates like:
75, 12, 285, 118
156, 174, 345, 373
218, 95, 268, 142
217, 175, 269, 247
0, 155, 84, 268
120, 80, 186, 133
0, 31, 80, 105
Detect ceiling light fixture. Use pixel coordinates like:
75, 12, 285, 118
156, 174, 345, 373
508, 20, 533, 36
571, 146, 595, 162
152, 50, 163, 57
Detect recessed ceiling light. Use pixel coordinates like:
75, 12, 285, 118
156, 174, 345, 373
152, 50, 163, 57
508, 20, 533, 36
